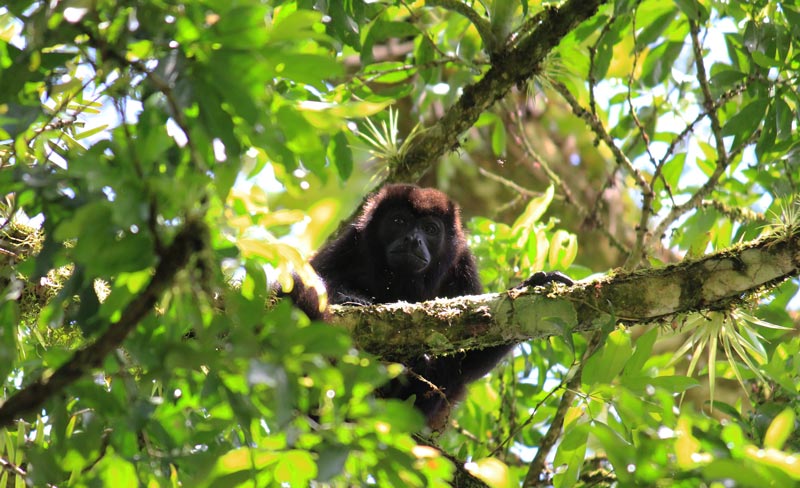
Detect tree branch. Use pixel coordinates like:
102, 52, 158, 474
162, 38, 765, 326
330, 231, 800, 361
0, 220, 206, 428
391, 0, 606, 182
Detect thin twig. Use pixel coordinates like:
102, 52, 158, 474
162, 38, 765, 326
503, 100, 629, 254
554, 59, 655, 268
0, 456, 28, 478
624, 0, 658, 269
478, 167, 543, 198
489, 373, 566, 458
587, 14, 618, 121
523, 329, 605, 487
551, 81, 650, 194
78, 26, 206, 173
700, 199, 765, 224
658, 78, 751, 168
690, 20, 728, 165
390, 0, 604, 183
646, 18, 736, 246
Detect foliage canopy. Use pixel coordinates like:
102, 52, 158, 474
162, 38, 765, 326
0, 0, 799, 487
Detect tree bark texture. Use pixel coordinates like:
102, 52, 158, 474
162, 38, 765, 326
330, 231, 800, 361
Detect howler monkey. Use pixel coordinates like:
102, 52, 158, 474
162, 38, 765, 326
290, 184, 572, 430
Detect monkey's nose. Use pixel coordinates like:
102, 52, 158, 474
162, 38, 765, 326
405, 232, 423, 247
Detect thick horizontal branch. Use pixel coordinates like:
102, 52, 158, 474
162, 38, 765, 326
330, 231, 800, 361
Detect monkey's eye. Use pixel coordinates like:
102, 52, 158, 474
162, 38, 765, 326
391, 214, 407, 225
422, 222, 441, 235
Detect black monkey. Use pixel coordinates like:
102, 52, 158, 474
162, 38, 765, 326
290, 184, 572, 430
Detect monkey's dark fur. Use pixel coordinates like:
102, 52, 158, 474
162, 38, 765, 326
290, 184, 571, 430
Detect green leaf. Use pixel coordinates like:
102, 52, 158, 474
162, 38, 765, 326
620, 375, 700, 393
635, 8, 677, 49
86, 451, 138, 488
269, 9, 329, 44
415, 36, 437, 83
512, 185, 554, 231
583, 329, 633, 387
593, 32, 614, 80
622, 326, 658, 377
74, 124, 109, 140
208, 448, 278, 481
212, 5, 270, 48
553, 423, 590, 488
0, 301, 18, 383
752, 50, 778, 68
0, 103, 41, 137
674, 0, 705, 21
327, 2, 361, 49
267, 52, 343, 88
526, 230, 549, 273
491, 119, 506, 156
708, 69, 746, 96
678, 208, 716, 255
275, 450, 317, 486
316, 445, 351, 482
363, 61, 415, 83
362, 20, 419, 65
642, 42, 684, 86
660, 152, 685, 191
293, 323, 350, 355
591, 422, 634, 483
783, 6, 800, 34
548, 230, 577, 269
764, 408, 796, 450
773, 95, 794, 141
722, 99, 768, 150
330, 130, 353, 180
277, 106, 327, 175
701, 459, 771, 487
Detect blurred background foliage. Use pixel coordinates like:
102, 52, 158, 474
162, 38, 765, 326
0, 0, 799, 486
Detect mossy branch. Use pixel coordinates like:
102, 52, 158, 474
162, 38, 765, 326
330, 231, 800, 361
390, 0, 606, 182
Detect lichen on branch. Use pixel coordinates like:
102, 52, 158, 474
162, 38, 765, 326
330, 230, 800, 361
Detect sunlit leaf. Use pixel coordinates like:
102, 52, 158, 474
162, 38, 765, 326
764, 409, 796, 450
465, 458, 511, 488
512, 185, 554, 231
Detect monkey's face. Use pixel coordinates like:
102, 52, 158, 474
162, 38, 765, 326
377, 207, 445, 274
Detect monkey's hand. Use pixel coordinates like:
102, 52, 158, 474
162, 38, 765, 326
332, 290, 374, 307
515, 271, 573, 289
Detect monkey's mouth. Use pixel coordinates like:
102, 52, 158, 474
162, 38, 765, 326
388, 250, 430, 271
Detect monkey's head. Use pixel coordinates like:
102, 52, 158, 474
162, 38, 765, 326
358, 185, 465, 276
